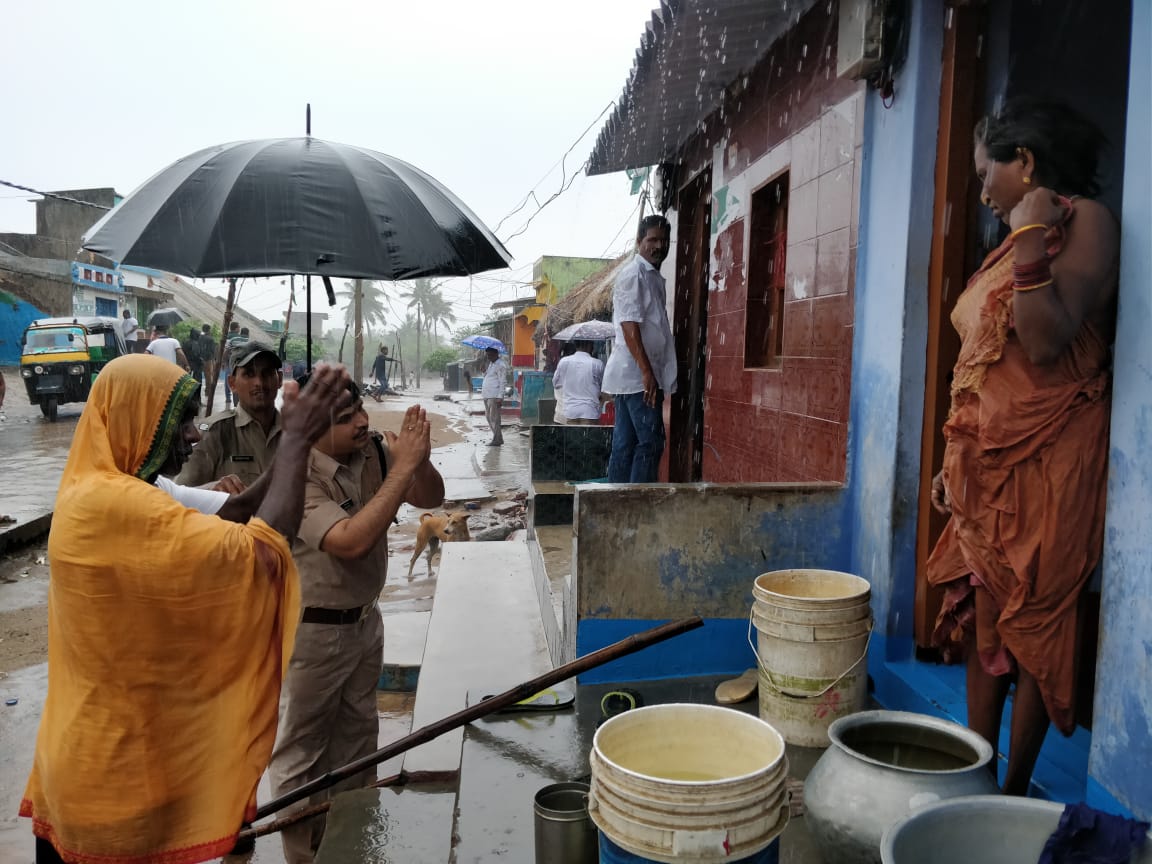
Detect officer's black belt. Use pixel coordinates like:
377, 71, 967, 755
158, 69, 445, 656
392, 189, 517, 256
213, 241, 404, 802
301, 605, 371, 625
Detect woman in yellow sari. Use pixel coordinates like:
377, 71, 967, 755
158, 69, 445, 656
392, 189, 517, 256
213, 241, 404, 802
21, 353, 350, 864
928, 102, 1119, 795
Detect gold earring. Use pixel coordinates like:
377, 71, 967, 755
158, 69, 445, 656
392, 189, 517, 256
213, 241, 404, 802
981, 194, 991, 206
1023, 176, 1032, 185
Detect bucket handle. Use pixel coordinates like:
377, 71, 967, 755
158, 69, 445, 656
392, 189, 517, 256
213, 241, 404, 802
746, 609, 873, 701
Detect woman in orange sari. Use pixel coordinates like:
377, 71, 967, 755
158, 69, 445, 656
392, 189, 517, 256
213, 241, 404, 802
21, 354, 350, 864
927, 101, 1119, 796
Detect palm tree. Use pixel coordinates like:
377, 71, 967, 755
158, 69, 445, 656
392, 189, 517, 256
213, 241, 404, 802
422, 292, 457, 341
399, 279, 443, 387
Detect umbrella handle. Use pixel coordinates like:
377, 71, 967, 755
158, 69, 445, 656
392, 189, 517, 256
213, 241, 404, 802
321, 275, 337, 307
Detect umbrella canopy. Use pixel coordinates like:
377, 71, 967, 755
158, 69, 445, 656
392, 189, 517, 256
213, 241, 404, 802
81, 137, 513, 281
461, 335, 506, 352
146, 307, 185, 327
552, 320, 615, 341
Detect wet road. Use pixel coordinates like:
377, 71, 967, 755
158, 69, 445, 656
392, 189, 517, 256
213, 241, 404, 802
0, 366, 77, 541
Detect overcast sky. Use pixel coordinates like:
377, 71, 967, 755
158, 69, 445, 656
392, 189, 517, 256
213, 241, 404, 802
1, 0, 657, 330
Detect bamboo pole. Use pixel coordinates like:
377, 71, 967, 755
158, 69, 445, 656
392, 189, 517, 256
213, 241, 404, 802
253, 615, 704, 821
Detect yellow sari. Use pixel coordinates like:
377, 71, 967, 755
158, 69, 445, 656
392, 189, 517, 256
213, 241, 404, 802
20, 354, 300, 864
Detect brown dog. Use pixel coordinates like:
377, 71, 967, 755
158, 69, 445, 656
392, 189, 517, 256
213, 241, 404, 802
407, 511, 472, 578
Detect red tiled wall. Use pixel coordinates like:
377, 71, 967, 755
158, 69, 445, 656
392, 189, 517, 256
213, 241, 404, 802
695, 4, 862, 484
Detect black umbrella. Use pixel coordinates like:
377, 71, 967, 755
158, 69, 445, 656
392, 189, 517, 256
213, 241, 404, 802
146, 307, 185, 328
82, 137, 511, 280
81, 136, 513, 367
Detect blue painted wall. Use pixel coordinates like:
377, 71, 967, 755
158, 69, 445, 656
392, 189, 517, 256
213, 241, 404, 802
1089, 0, 1152, 820
847, 0, 942, 650
0, 292, 48, 365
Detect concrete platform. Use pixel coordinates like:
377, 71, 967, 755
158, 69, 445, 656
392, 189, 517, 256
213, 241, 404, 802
428, 443, 493, 504
316, 782, 456, 864
402, 541, 550, 777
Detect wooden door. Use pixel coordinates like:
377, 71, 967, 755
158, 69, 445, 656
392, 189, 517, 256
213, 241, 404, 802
669, 168, 712, 482
914, 4, 988, 648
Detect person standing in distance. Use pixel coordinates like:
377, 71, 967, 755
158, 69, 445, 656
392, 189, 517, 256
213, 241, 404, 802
121, 308, 139, 354
552, 340, 605, 425
480, 346, 508, 446
602, 215, 677, 482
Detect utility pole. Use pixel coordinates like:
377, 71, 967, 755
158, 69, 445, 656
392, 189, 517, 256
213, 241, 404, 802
353, 278, 364, 385
206, 277, 237, 416
415, 305, 422, 390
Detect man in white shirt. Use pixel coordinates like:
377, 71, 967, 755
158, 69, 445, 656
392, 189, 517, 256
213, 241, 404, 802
480, 347, 508, 446
121, 309, 139, 354
602, 214, 677, 482
146, 324, 190, 371
552, 341, 605, 425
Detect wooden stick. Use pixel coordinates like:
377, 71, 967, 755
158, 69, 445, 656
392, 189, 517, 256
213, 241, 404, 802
254, 615, 703, 820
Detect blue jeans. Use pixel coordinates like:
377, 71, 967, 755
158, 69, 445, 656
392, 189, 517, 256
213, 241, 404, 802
608, 391, 665, 483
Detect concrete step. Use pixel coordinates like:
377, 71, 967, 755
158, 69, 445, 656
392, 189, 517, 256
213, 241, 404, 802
378, 608, 431, 692
402, 541, 552, 777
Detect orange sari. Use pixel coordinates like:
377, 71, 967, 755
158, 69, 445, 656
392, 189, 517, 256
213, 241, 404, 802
20, 355, 300, 863
927, 215, 1111, 735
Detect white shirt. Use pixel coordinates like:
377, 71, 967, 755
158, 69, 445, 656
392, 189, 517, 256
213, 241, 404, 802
155, 475, 228, 515
602, 254, 677, 395
122, 316, 139, 342
147, 337, 182, 365
481, 357, 508, 399
552, 351, 605, 420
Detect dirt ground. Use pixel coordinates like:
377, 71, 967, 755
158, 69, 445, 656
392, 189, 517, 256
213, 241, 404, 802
0, 396, 473, 676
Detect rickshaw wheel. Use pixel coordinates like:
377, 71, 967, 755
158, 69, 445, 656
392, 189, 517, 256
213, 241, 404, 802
40, 397, 58, 422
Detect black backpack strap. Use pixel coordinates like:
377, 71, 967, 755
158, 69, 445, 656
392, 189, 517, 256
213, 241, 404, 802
370, 433, 400, 525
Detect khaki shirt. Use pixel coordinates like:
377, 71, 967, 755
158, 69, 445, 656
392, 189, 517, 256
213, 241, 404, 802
176, 405, 282, 487
295, 440, 393, 609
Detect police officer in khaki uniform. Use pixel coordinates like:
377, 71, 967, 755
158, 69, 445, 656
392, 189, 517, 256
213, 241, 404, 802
176, 341, 283, 489
269, 380, 444, 864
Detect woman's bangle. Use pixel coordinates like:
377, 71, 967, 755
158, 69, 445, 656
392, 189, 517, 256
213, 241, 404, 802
1010, 223, 1048, 241
1013, 279, 1053, 293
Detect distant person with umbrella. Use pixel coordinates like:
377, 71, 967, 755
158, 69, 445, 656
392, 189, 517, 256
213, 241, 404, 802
603, 214, 677, 482
552, 340, 605, 426
480, 346, 508, 446
146, 324, 190, 372
121, 308, 139, 354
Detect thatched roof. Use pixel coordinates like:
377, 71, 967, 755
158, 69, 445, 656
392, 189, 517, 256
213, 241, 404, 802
533, 253, 630, 344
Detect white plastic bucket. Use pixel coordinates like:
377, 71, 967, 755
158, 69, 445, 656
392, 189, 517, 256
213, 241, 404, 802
587, 704, 789, 863
750, 569, 872, 748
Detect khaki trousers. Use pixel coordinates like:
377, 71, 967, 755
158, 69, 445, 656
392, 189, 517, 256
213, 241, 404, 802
484, 398, 504, 444
268, 610, 383, 864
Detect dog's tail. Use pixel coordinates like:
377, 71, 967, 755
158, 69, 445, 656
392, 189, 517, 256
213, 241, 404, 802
419, 512, 435, 522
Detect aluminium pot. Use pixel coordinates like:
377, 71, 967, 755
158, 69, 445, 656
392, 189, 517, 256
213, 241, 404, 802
803, 710, 1000, 864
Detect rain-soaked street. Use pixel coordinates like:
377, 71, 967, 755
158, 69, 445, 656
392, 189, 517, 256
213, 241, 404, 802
0, 375, 530, 863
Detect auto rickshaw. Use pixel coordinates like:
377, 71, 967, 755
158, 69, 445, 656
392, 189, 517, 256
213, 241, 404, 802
19, 316, 127, 421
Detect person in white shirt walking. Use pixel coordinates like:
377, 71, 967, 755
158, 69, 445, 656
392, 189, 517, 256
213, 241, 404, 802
602, 214, 677, 482
480, 346, 508, 446
121, 309, 139, 354
146, 324, 190, 371
552, 341, 605, 425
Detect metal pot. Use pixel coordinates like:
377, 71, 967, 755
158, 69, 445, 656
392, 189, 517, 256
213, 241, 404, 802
803, 710, 1000, 864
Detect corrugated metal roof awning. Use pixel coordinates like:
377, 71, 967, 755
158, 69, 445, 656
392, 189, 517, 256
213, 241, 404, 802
587, 0, 818, 175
